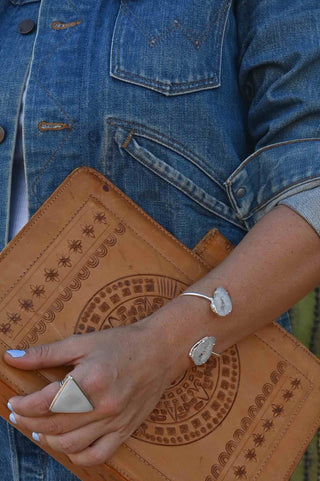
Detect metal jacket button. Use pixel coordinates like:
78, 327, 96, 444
0, 126, 5, 144
18, 19, 36, 35
236, 187, 246, 199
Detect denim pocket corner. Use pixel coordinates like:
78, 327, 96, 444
110, 0, 232, 96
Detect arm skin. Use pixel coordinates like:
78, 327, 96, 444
148, 204, 320, 379
4, 204, 320, 466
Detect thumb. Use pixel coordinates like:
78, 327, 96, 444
4, 335, 83, 370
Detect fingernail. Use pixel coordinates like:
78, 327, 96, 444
32, 432, 40, 442
6, 350, 26, 358
9, 413, 17, 424
7, 402, 13, 412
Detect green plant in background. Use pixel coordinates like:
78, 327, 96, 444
290, 287, 320, 481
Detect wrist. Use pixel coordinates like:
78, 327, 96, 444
138, 299, 191, 381
140, 293, 220, 380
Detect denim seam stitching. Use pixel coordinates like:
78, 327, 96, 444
129, 131, 225, 189
8, 424, 20, 481
241, 176, 320, 220
39, 446, 48, 481
108, 118, 225, 189
123, 140, 246, 230
115, 13, 219, 91
217, 0, 232, 85
226, 138, 320, 181
33, 1, 81, 78
121, 0, 153, 40
115, 69, 219, 89
177, 0, 231, 48
122, 0, 230, 49
148, 22, 178, 47
31, 109, 74, 198
122, 3, 177, 47
9, 0, 39, 4
115, 9, 219, 89
110, 127, 116, 180
30, 0, 83, 193
114, 2, 232, 90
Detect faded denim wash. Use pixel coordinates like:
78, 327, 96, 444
1, 0, 320, 479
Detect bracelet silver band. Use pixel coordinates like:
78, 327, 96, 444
180, 286, 232, 317
181, 292, 213, 302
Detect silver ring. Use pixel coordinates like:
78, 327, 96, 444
49, 375, 94, 413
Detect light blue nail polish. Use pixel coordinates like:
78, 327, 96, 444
7, 402, 13, 412
9, 413, 16, 424
6, 350, 26, 358
32, 432, 40, 442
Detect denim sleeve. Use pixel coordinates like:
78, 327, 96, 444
278, 187, 320, 236
224, 1, 320, 231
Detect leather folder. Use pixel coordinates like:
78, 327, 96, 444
0, 167, 319, 481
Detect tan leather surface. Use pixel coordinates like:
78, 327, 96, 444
0, 167, 319, 481
193, 228, 234, 267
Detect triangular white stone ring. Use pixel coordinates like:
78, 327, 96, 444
49, 375, 94, 413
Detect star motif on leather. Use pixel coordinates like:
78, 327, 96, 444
272, 403, 285, 417
262, 418, 274, 432
290, 378, 302, 390
7, 312, 22, 324
93, 212, 107, 224
0, 322, 12, 335
244, 448, 257, 462
44, 268, 60, 282
18, 298, 34, 312
282, 389, 294, 402
58, 255, 72, 268
30, 284, 46, 298
252, 433, 265, 447
82, 224, 95, 237
68, 239, 83, 253
233, 465, 247, 479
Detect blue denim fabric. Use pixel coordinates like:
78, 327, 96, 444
1, 0, 320, 478
1, 0, 319, 250
0, 417, 80, 481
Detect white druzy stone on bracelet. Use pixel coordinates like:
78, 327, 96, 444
210, 287, 232, 316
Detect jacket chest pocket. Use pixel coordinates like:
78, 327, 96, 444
110, 0, 232, 96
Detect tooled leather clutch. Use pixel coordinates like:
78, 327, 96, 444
0, 167, 319, 481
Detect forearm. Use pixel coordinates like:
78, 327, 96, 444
145, 205, 320, 378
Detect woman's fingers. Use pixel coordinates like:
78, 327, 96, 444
8, 382, 62, 417
9, 408, 101, 436
67, 431, 125, 466
8, 365, 92, 418
4, 335, 85, 370
35, 418, 114, 455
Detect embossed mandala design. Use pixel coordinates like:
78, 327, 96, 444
75, 274, 240, 446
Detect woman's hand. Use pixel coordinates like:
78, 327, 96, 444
4, 319, 180, 466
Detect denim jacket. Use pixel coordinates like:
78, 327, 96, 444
1, 0, 320, 331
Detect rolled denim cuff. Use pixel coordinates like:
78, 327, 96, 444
225, 139, 320, 231
278, 187, 320, 237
